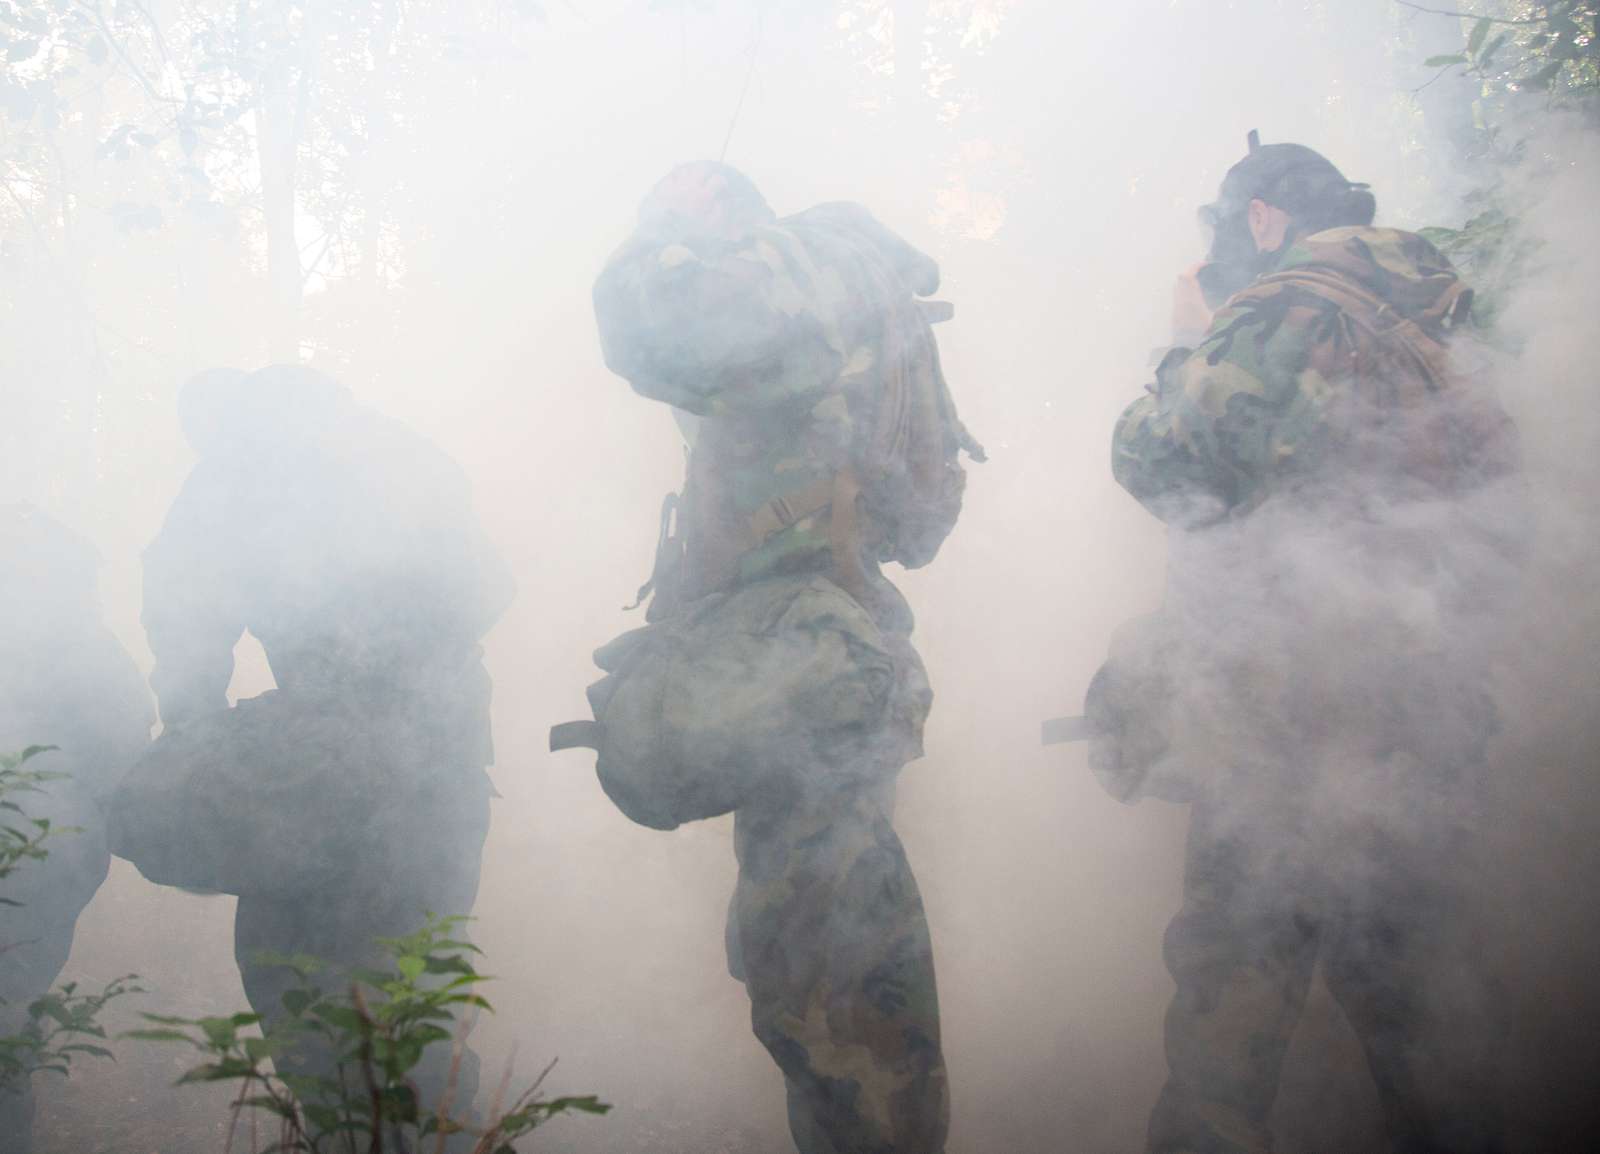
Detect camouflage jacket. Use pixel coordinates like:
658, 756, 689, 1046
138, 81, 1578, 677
1113, 226, 1518, 526
593, 202, 981, 620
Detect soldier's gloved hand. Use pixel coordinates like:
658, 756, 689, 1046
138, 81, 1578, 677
1084, 660, 1145, 804
1084, 612, 1183, 804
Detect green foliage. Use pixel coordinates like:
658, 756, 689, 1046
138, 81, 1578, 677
1419, 195, 1541, 332
1, 746, 138, 1094
0, 975, 142, 1092
1414, 3, 1600, 141
0, 744, 64, 891
1408, 4, 1600, 328
129, 914, 609, 1153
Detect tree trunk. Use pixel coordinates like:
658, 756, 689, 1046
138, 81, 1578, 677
360, 2, 397, 289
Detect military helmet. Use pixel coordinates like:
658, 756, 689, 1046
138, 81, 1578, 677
1195, 132, 1374, 308
1201, 131, 1369, 228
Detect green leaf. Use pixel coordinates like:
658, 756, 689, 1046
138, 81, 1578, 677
1480, 32, 1510, 68
310, 1004, 365, 1033
197, 1017, 239, 1048
378, 1082, 419, 1122
423, 954, 477, 977
396, 955, 425, 982
240, 1094, 296, 1119
58, 1043, 114, 1059
31, 999, 73, 1028
176, 1058, 257, 1084
281, 989, 313, 1016
1468, 16, 1492, 58
404, 1024, 452, 1048
1425, 54, 1468, 67
122, 1028, 197, 1045
1526, 58, 1566, 88
541, 1095, 612, 1115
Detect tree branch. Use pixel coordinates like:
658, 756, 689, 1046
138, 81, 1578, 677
1394, 1, 1540, 24
1413, 61, 1467, 92
74, 1, 183, 107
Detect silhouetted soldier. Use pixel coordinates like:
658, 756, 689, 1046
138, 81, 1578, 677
112, 366, 512, 1117
1, 505, 152, 1154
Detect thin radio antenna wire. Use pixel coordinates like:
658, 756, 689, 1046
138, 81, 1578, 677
719, 3, 767, 163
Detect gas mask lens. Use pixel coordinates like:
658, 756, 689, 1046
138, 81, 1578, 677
1195, 202, 1259, 310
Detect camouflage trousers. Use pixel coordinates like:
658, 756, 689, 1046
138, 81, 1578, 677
729, 785, 948, 1154
1150, 792, 1506, 1154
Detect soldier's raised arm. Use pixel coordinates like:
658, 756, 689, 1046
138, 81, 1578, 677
1111, 298, 1309, 527
592, 162, 845, 416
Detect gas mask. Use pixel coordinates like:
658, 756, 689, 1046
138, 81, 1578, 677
1192, 133, 1369, 311
1195, 203, 1273, 311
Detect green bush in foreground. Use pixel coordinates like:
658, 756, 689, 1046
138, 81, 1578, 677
128, 914, 609, 1153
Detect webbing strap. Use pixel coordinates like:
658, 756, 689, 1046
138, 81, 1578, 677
1258, 266, 1466, 391
550, 719, 601, 753
742, 468, 868, 603
745, 475, 836, 543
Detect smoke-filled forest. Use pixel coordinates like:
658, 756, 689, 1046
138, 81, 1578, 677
3, 2, 1599, 1153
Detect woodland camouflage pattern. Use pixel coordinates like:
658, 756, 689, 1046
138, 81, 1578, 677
1114, 226, 1518, 525
588, 167, 974, 1153
594, 193, 980, 608
1111, 226, 1519, 1154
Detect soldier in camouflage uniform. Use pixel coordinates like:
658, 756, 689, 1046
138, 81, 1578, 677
571, 162, 981, 1154
1096, 138, 1520, 1154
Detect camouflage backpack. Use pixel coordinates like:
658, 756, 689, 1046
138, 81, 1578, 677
600, 199, 985, 618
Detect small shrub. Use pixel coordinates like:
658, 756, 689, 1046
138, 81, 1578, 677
129, 914, 609, 1153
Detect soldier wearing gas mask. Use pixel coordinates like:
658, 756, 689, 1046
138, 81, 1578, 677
1091, 135, 1522, 1154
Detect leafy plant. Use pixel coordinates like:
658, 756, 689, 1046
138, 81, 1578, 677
128, 914, 609, 1153
1404, 4, 1600, 328
0, 744, 66, 891
1411, 2, 1600, 114
1419, 194, 1542, 332
0, 975, 141, 1092
1, 745, 138, 1094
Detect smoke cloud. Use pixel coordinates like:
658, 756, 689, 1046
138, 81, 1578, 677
2, 4, 1597, 1153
